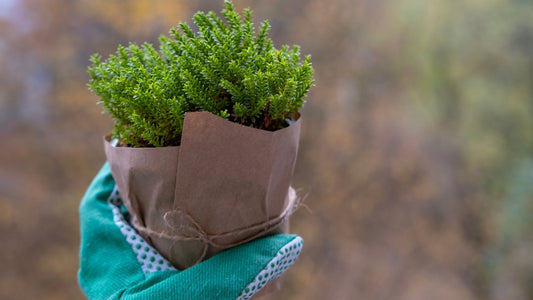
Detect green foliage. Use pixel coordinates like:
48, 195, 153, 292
88, 1, 314, 147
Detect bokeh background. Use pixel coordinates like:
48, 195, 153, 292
1, 0, 532, 299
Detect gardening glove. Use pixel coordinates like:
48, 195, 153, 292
78, 163, 303, 300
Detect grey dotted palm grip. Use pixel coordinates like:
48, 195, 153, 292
107, 185, 176, 274
237, 237, 303, 300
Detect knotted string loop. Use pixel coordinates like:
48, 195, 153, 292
131, 187, 301, 266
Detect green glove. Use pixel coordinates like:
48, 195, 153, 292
78, 163, 303, 300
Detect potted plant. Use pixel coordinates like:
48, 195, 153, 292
88, 0, 314, 272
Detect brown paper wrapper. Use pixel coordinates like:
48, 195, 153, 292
104, 111, 301, 278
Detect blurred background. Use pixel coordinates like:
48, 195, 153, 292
1, 0, 532, 299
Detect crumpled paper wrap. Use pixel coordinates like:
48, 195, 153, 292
104, 111, 301, 274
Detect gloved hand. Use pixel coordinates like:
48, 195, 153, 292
78, 163, 303, 300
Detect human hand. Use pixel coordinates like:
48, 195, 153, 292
78, 163, 303, 300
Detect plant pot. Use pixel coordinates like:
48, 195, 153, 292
104, 111, 301, 270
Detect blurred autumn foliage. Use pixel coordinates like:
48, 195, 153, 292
1, 1, 532, 299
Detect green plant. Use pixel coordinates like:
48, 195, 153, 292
88, 1, 314, 147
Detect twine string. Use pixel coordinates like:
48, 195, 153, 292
130, 187, 302, 265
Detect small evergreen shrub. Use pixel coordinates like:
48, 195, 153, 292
88, 1, 314, 147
